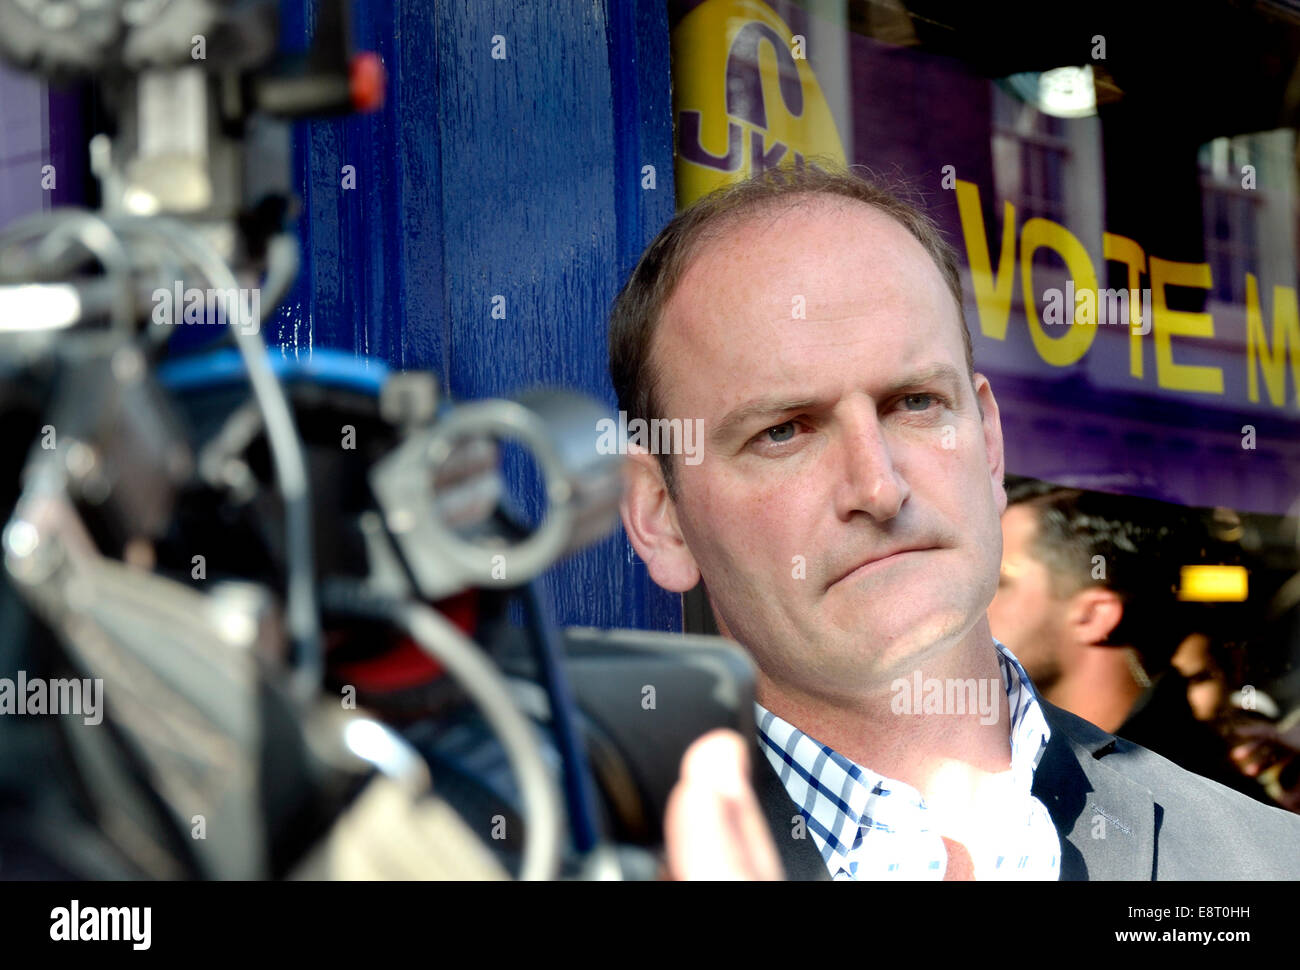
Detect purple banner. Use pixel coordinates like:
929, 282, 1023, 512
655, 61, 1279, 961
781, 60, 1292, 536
671, 1, 1300, 515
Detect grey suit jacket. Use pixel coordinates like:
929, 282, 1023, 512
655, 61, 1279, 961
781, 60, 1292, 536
754, 697, 1300, 880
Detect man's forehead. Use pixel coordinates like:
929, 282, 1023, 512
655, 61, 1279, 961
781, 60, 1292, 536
669, 200, 948, 322
1001, 505, 1045, 570
679, 196, 933, 289
650, 202, 959, 410
1003, 504, 1040, 541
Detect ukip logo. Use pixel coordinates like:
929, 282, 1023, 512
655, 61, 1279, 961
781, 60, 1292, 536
671, 0, 847, 204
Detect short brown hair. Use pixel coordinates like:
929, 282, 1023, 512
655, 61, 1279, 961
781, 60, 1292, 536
1005, 481, 1192, 668
608, 164, 972, 496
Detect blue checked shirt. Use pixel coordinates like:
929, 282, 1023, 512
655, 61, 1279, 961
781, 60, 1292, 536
755, 639, 1061, 880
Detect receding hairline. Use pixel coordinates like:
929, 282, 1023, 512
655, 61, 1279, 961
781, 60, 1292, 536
644, 191, 969, 417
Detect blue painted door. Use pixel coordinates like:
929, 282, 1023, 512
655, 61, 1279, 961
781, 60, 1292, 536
273, 0, 682, 632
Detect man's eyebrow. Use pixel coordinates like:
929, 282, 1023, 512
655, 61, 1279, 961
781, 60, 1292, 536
709, 364, 968, 444
710, 397, 821, 444
880, 363, 966, 397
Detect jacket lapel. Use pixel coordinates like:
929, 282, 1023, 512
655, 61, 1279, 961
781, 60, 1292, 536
1032, 698, 1156, 880
751, 699, 1157, 880
752, 742, 833, 880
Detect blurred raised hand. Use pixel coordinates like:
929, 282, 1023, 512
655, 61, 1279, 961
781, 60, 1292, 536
661, 729, 785, 880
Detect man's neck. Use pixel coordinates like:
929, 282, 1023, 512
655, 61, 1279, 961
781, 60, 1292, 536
1042, 647, 1143, 734
755, 623, 1013, 806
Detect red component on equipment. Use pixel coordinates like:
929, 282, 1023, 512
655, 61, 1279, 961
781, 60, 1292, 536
349, 52, 385, 112
438, 589, 478, 635
335, 635, 444, 691
328, 590, 478, 693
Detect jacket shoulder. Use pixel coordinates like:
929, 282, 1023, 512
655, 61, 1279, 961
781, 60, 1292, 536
1040, 699, 1300, 879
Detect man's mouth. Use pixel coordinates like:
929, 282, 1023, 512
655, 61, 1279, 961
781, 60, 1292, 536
827, 546, 937, 589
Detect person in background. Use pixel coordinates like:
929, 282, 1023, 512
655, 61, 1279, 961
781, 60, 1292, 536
1170, 631, 1232, 724
1172, 630, 1300, 812
987, 481, 1268, 801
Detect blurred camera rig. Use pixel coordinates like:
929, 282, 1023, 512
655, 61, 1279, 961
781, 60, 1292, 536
0, 0, 757, 880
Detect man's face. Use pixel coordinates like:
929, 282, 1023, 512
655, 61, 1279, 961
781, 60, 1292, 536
647, 197, 1006, 701
986, 503, 1069, 688
1170, 633, 1227, 722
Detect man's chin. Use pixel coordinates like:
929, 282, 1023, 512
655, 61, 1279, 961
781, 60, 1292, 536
819, 602, 976, 671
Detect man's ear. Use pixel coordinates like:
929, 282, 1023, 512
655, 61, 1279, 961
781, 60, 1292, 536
1066, 587, 1124, 647
972, 372, 1007, 516
620, 446, 701, 593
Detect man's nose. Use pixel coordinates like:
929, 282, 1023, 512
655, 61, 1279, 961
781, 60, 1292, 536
832, 407, 909, 522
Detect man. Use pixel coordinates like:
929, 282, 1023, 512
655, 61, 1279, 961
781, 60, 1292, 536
987, 483, 1269, 802
1171, 631, 1235, 725
616, 165, 1300, 880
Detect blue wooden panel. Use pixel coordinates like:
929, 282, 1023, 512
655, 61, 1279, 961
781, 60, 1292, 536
0, 66, 56, 224
604, 0, 684, 632
274, 0, 444, 371
273, 0, 682, 632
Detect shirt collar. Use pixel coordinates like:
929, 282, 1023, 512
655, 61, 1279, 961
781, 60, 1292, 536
994, 636, 1053, 784
755, 638, 1050, 775
753, 638, 1054, 868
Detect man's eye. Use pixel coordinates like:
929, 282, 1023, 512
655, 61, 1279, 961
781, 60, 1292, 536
764, 421, 797, 443
899, 393, 938, 411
